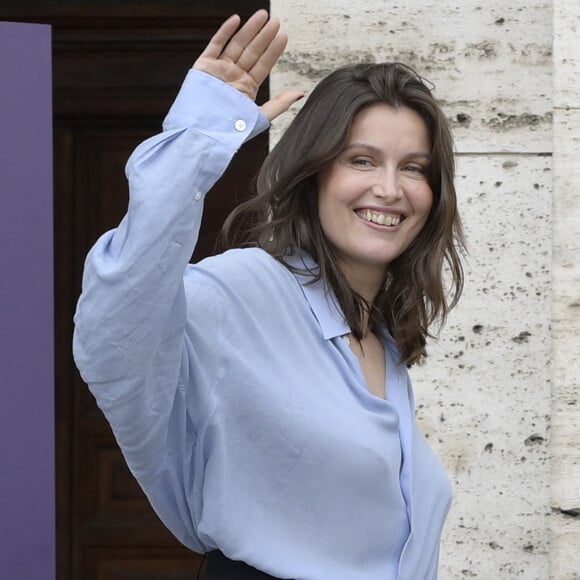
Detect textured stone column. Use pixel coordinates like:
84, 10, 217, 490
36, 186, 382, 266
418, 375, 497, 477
551, 0, 580, 578
271, 1, 555, 578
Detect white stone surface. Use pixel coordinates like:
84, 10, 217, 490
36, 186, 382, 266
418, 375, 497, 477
412, 155, 552, 579
269, 0, 566, 577
552, 1, 580, 577
554, 0, 580, 107
271, 0, 553, 154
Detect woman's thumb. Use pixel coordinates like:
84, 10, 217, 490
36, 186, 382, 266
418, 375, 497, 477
259, 90, 305, 121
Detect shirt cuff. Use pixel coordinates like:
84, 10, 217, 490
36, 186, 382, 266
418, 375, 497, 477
163, 69, 270, 148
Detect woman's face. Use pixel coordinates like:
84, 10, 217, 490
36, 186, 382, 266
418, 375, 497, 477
317, 102, 433, 286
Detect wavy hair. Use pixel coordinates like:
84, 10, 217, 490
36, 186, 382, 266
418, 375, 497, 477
221, 63, 465, 365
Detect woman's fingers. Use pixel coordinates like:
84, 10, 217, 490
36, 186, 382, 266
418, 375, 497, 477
249, 30, 288, 87
198, 10, 282, 76
259, 90, 305, 121
235, 17, 281, 71
220, 9, 269, 63
196, 14, 241, 61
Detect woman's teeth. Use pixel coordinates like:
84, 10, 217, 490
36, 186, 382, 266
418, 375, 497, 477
358, 209, 401, 226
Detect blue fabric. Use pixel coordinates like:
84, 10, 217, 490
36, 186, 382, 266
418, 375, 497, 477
73, 69, 452, 580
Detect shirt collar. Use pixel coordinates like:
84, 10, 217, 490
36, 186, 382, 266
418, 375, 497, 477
283, 250, 350, 341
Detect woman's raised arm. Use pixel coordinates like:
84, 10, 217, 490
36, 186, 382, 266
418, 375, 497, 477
72, 14, 299, 544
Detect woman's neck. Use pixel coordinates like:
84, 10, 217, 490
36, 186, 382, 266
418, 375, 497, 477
343, 265, 385, 299
339, 261, 387, 337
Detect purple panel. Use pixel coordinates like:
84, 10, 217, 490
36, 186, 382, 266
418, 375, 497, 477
0, 22, 54, 580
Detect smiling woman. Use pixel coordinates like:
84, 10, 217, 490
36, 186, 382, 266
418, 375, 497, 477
74, 10, 466, 580
223, 61, 464, 366
317, 103, 434, 299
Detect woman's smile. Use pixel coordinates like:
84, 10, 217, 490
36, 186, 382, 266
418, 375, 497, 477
355, 208, 405, 228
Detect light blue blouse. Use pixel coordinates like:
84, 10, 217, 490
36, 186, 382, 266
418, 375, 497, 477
73, 69, 452, 580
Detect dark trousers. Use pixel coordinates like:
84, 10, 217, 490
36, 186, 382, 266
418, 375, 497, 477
203, 550, 288, 580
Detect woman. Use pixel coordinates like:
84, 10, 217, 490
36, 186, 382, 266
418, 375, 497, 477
73, 10, 464, 580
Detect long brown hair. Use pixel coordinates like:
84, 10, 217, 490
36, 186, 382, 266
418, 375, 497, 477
221, 63, 465, 365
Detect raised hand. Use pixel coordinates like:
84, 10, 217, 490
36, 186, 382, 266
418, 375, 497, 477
193, 10, 303, 121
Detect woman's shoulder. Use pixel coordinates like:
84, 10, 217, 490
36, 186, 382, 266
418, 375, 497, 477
183, 248, 306, 326
185, 247, 296, 293
195, 246, 280, 275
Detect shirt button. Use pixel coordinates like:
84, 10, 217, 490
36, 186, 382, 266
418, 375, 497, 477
194, 191, 202, 201
234, 119, 247, 132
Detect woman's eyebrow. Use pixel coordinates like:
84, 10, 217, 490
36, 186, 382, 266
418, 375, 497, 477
342, 143, 431, 160
341, 143, 382, 155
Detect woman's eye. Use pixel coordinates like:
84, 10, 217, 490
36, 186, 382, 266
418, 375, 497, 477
404, 164, 427, 174
351, 157, 373, 167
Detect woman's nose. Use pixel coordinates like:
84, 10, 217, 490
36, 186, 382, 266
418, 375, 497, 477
372, 168, 403, 201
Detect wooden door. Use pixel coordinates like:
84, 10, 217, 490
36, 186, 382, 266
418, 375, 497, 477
1, 1, 267, 578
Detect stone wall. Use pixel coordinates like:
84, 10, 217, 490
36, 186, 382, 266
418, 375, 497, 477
551, 0, 580, 578
270, 0, 578, 577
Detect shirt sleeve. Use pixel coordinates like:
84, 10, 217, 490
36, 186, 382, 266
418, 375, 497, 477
72, 69, 268, 549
